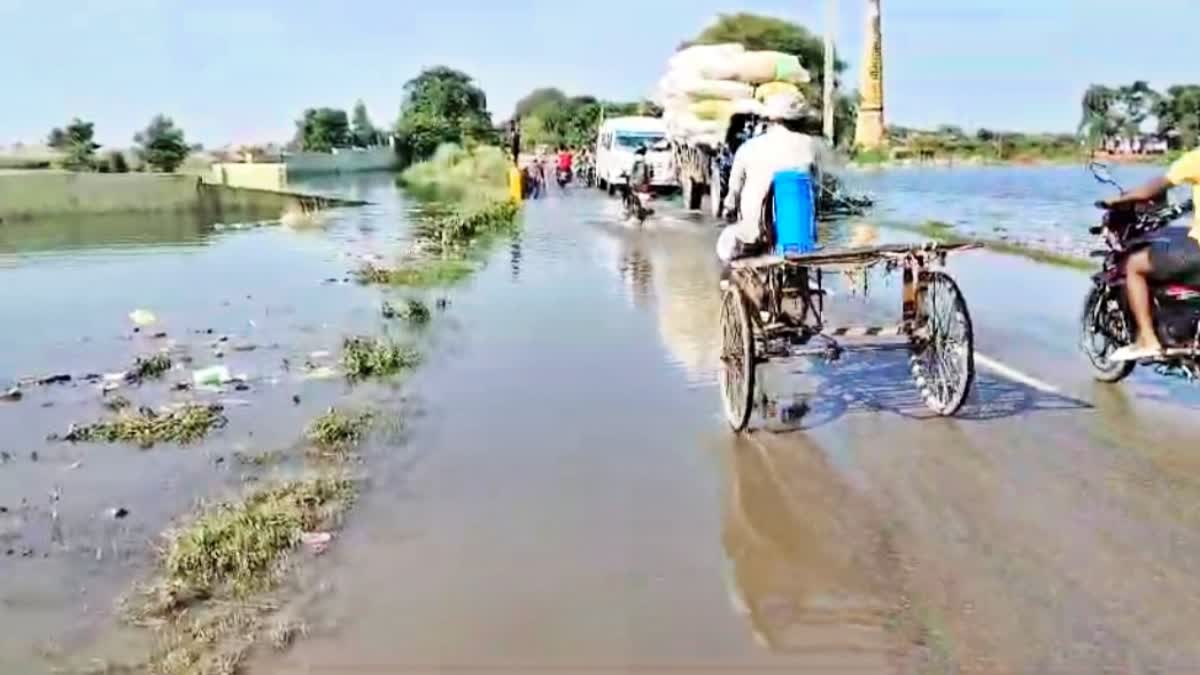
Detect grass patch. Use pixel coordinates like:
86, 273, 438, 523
897, 220, 1095, 271
398, 143, 510, 204
356, 257, 475, 288
61, 403, 226, 448
341, 336, 419, 380
306, 408, 373, 456
128, 477, 355, 675
382, 298, 432, 325
131, 353, 173, 381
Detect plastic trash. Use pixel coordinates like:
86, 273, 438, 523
192, 365, 232, 387
128, 309, 158, 327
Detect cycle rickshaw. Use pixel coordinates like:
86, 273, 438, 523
718, 173, 977, 431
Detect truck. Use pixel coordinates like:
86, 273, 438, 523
671, 112, 873, 220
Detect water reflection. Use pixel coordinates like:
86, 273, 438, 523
720, 434, 896, 656
0, 211, 216, 256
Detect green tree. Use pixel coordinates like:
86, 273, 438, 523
47, 127, 67, 149
133, 115, 190, 173
513, 88, 567, 120
296, 108, 352, 152
56, 118, 100, 170
1079, 84, 1119, 148
394, 66, 496, 164
1155, 85, 1200, 149
1112, 81, 1158, 143
351, 100, 379, 147
105, 149, 129, 173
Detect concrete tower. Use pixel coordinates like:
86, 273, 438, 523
854, 0, 886, 150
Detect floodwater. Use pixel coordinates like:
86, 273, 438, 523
848, 163, 1181, 257
6, 172, 1200, 674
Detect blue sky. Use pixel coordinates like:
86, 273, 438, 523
2, 0, 1197, 147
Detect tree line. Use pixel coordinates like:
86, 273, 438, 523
46, 115, 192, 173
1080, 82, 1200, 150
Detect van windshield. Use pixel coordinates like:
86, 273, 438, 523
614, 133, 665, 150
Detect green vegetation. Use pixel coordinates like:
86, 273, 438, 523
394, 67, 497, 165
880, 126, 1082, 164
341, 336, 419, 379
513, 89, 657, 150
134, 115, 191, 173
306, 408, 373, 455
1079, 81, 1200, 152
382, 299, 432, 325
400, 143, 510, 202
48, 118, 100, 170
103, 149, 130, 173
295, 107, 351, 152
131, 477, 354, 675
131, 353, 173, 380
357, 258, 476, 287
351, 99, 383, 147
62, 403, 227, 448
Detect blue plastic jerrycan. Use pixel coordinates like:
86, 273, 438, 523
772, 170, 816, 254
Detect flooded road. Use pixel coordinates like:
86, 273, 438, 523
254, 187, 1200, 674
8, 176, 1200, 674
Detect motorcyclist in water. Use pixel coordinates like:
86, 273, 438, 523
1102, 147, 1200, 361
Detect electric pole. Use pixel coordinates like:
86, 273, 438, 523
822, 0, 838, 142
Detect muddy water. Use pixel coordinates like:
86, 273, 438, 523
10, 175, 1200, 674
0, 174, 428, 673
251, 193, 916, 674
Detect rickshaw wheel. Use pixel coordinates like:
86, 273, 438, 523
909, 271, 975, 416
719, 283, 756, 431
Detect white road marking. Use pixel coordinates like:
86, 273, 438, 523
975, 352, 1063, 395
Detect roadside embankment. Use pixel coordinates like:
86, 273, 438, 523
0, 171, 366, 222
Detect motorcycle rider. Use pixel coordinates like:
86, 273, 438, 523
628, 145, 654, 215
1103, 147, 1200, 361
717, 93, 832, 263
556, 146, 574, 185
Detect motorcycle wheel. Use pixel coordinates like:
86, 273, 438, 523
1081, 286, 1135, 383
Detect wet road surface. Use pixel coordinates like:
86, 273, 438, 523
250, 189, 1200, 674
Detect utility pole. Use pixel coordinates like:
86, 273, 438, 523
822, 0, 838, 142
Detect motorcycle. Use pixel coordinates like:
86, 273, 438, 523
1081, 162, 1197, 382
618, 173, 653, 224
556, 166, 572, 189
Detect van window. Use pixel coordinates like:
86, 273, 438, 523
614, 132, 665, 150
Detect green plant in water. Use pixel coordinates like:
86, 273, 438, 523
62, 404, 226, 448
382, 299, 431, 325
356, 258, 475, 288
341, 336, 419, 379
129, 477, 355, 675
306, 408, 373, 455
131, 353, 173, 380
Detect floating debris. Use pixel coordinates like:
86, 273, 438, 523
2, 387, 21, 402
38, 374, 72, 386
103, 395, 132, 411
60, 404, 227, 448
340, 336, 419, 380
192, 365, 232, 388
129, 309, 158, 327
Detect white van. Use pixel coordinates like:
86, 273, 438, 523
595, 117, 677, 193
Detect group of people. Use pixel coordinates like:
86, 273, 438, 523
516, 146, 592, 199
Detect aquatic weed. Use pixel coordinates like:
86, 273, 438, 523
340, 336, 419, 379
355, 258, 475, 287
306, 408, 373, 455
131, 353, 173, 381
381, 298, 431, 325
130, 477, 355, 675
62, 404, 227, 448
